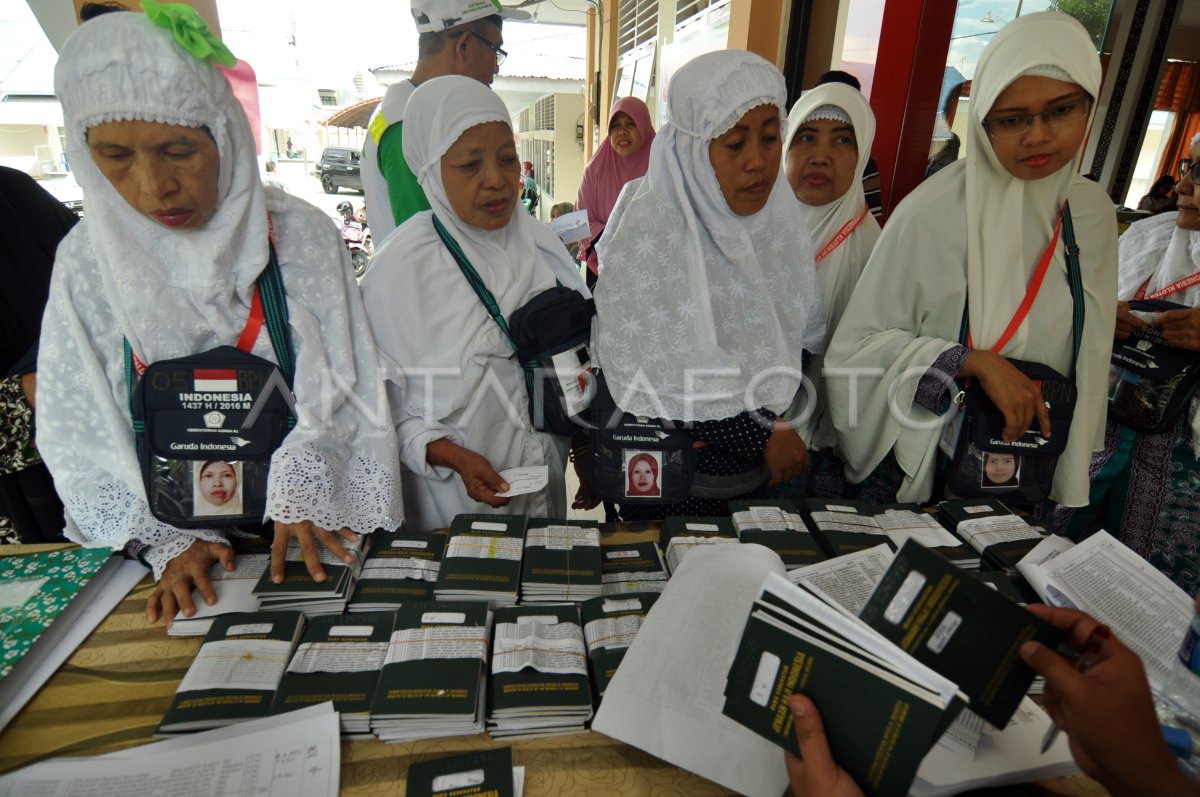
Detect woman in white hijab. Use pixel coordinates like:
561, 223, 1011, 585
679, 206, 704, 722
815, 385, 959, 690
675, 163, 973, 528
37, 9, 403, 622
824, 12, 1117, 506
361, 75, 588, 530
1054, 133, 1200, 593
592, 49, 825, 520
777, 82, 881, 499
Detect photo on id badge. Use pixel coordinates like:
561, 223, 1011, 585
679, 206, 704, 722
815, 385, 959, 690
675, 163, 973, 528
978, 449, 1020, 489
624, 450, 662, 498
193, 460, 244, 516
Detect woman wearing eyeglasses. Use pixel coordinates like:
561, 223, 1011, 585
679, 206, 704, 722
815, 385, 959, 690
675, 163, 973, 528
822, 12, 1117, 508
1051, 137, 1200, 594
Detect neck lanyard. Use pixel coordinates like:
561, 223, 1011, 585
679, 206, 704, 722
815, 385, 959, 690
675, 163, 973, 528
1133, 270, 1200, 301
814, 210, 868, 264
967, 208, 1065, 353
128, 215, 278, 375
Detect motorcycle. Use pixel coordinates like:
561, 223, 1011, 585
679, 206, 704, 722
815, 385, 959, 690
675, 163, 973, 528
336, 201, 372, 278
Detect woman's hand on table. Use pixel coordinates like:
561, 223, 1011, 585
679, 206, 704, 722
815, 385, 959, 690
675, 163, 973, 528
960, 349, 1050, 441
146, 539, 234, 625
271, 521, 359, 584
426, 438, 511, 508
1019, 602, 1200, 797
1153, 307, 1200, 351
785, 695, 865, 797
764, 422, 809, 486
1114, 302, 1148, 341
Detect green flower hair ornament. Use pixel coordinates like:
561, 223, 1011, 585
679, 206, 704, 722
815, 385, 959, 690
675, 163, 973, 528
141, 0, 237, 68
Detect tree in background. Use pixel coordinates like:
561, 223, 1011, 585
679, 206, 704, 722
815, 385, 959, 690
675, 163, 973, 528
1048, 0, 1114, 48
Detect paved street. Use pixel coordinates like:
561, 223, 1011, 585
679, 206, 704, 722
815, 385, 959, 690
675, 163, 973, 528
270, 156, 365, 225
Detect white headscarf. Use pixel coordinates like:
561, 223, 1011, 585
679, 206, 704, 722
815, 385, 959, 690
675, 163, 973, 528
965, 11, 1103, 354
825, 12, 1117, 507
784, 82, 881, 334
54, 11, 267, 365
593, 50, 825, 422
38, 12, 403, 564
366, 75, 587, 423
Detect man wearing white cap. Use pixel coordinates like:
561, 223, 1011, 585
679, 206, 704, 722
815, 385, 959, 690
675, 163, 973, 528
361, 0, 528, 243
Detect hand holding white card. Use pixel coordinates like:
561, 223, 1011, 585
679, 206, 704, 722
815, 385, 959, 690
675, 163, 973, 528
496, 466, 549, 497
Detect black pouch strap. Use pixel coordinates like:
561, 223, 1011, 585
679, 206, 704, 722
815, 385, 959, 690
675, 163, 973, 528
125, 240, 293, 433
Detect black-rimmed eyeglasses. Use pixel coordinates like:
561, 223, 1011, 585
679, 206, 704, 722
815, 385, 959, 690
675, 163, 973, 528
981, 95, 1091, 139
1179, 159, 1200, 184
450, 29, 507, 67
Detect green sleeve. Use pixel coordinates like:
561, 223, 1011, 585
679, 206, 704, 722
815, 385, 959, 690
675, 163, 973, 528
377, 121, 431, 228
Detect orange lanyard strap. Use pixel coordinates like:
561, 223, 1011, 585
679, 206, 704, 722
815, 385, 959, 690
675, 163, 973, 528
967, 210, 1065, 353
1133, 271, 1200, 301
814, 210, 869, 264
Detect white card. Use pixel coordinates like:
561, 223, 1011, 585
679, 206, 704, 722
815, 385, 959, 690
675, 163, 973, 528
495, 465, 550, 497
549, 210, 590, 244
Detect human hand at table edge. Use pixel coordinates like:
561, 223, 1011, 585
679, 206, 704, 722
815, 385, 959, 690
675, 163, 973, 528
1019, 602, 1200, 797
784, 694, 865, 797
146, 539, 234, 625
426, 438, 511, 508
271, 520, 359, 584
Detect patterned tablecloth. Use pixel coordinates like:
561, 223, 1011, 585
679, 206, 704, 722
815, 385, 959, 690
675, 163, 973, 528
0, 540, 1106, 796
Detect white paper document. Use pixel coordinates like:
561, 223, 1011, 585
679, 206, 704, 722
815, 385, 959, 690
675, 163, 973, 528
495, 466, 549, 498
0, 703, 340, 797
548, 210, 590, 244
790, 544, 894, 615
1014, 535, 1076, 603
592, 543, 791, 797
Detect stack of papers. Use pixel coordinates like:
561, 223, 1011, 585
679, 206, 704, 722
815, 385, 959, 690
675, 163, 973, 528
520, 519, 602, 602
488, 605, 593, 739
939, 499, 1046, 573
599, 541, 669, 595
580, 592, 659, 699
804, 499, 977, 568
253, 536, 366, 615
370, 601, 491, 742
435, 514, 526, 608
664, 535, 737, 575
728, 501, 828, 568
787, 544, 894, 615
271, 611, 394, 735
349, 530, 445, 611
158, 611, 306, 734
167, 553, 267, 636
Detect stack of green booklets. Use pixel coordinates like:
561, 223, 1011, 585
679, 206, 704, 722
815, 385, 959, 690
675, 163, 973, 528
435, 515, 525, 608
252, 536, 366, 615
158, 611, 306, 734
803, 499, 978, 569
580, 592, 660, 699
520, 518, 602, 602
270, 611, 394, 735
349, 530, 445, 611
598, 541, 668, 596
659, 516, 738, 574
0, 547, 113, 682
728, 500, 828, 569
937, 499, 1046, 573
487, 604, 592, 738
370, 601, 491, 742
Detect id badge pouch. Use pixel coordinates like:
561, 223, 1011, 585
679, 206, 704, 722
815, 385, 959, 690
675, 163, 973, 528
1108, 299, 1200, 433
588, 370, 694, 504
132, 346, 291, 527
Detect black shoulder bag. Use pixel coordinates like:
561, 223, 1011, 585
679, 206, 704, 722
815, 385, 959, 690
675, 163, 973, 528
125, 239, 295, 528
433, 214, 595, 437
939, 204, 1083, 505
1108, 298, 1200, 433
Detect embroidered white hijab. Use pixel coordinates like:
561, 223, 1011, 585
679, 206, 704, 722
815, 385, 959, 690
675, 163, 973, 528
367, 75, 587, 423
593, 49, 825, 422
54, 11, 267, 365
784, 82, 881, 334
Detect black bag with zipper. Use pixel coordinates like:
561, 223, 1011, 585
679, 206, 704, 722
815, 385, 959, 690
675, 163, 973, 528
1107, 298, 1200, 433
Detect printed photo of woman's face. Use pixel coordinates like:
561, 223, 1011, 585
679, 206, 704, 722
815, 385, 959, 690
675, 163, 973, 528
981, 452, 1019, 488
193, 460, 243, 516
624, 451, 662, 498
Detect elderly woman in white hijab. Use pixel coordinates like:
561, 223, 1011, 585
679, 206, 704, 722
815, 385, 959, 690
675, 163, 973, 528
361, 75, 588, 530
37, 7, 403, 623
1053, 133, 1200, 593
824, 12, 1117, 507
591, 49, 825, 521
775, 82, 881, 500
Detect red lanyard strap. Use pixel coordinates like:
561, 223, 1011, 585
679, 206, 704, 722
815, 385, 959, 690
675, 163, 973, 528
967, 210, 1065, 353
814, 210, 868, 264
1133, 271, 1200, 301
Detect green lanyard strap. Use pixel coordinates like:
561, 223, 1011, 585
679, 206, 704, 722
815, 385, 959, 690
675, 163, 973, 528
432, 214, 518, 351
